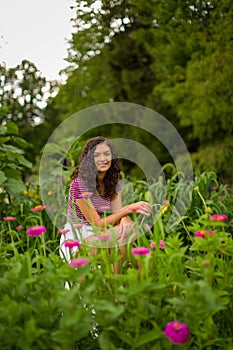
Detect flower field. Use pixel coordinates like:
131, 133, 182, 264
1, 169, 233, 350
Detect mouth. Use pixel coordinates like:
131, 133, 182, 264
97, 162, 108, 166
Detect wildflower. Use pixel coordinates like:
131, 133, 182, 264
205, 207, 211, 214
194, 230, 214, 239
77, 191, 93, 199
16, 225, 24, 231
27, 225, 46, 237
163, 200, 169, 205
201, 259, 211, 266
3, 216, 17, 221
47, 191, 53, 196
132, 246, 150, 255
194, 186, 199, 191
57, 228, 70, 234
164, 321, 190, 345
69, 257, 89, 268
160, 203, 169, 216
30, 205, 46, 212
73, 223, 83, 229
150, 240, 165, 250
210, 214, 228, 222
64, 240, 81, 249
97, 232, 111, 241
100, 205, 111, 211
128, 205, 141, 213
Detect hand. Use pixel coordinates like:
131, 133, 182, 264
128, 201, 152, 216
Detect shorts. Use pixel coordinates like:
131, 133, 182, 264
59, 222, 95, 261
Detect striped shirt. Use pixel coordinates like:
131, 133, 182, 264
68, 177, 121, 225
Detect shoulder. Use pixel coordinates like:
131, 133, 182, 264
70, 177, 89, 194
116, 180, 122, 193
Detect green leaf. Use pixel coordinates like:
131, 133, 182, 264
98, 332, 119, 350
4, 178, 27, 195
0, 136, 11, 145
13, 137, 32, 149
135, 328, 162, 348
6, 121, 19, 134
2, 144, 24, 154
0, 170, 7, 185
0, 125, 7, 135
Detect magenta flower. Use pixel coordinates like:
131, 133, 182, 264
30, 205, 46, 212
64, 240, 81, 249
57, 228, 70, 234
210, 214, 228, 222
100, 205, 111, 211
77, 191, 93, 199
194, 230, 214, 239
16, 225, 24, 231
3, 216, 17, 221
163, 199, 170, 205
132, 246, 150, 255
128, 205, 141, 213
164, 321, 190, 345
27, 225, 46, 237
150, 240, 165, 250
97, 233, 111, 241
69, 257, 89, 268
73, 223, 83, 229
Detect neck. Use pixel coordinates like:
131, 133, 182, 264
97, 172, 106, 182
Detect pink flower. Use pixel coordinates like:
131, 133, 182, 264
163, 200, 169, 205
132, 246, 150, 255
64, 240, 81, 249
73, 223, 83, 229
150, 240, 165, 250
30, 205, 46, 212
16, 225, 24, 231
97, 233, 111, 241
69, 257, 89, 268
194, 230, 214, 239
77, 191, 93, 199
3, 216, 17, 221
100, 205, 111, 211
210, 214, 228, 222
27, 225, 46, 237
164, 321, 190, 345
57, 228, 70, 234
128, 205, 141, 213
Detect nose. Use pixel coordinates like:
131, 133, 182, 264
99, 153, 106, 161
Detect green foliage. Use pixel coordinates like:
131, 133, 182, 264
44, 0, 233, 182
0, 171, 233, 349
0, 121, 32, 213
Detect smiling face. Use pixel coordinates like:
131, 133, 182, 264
93, 142, 112, 173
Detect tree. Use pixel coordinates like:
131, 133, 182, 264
0, 60, 59, 164
44, 0, 233, 181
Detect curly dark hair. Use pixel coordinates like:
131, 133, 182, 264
70, 136, 121, 199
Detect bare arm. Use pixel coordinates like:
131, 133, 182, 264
76, 194, 151, 229
76, 196, 131, 228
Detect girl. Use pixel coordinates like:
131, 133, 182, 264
60, 136, 151, 261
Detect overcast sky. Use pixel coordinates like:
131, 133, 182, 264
0, 0, 75, 81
